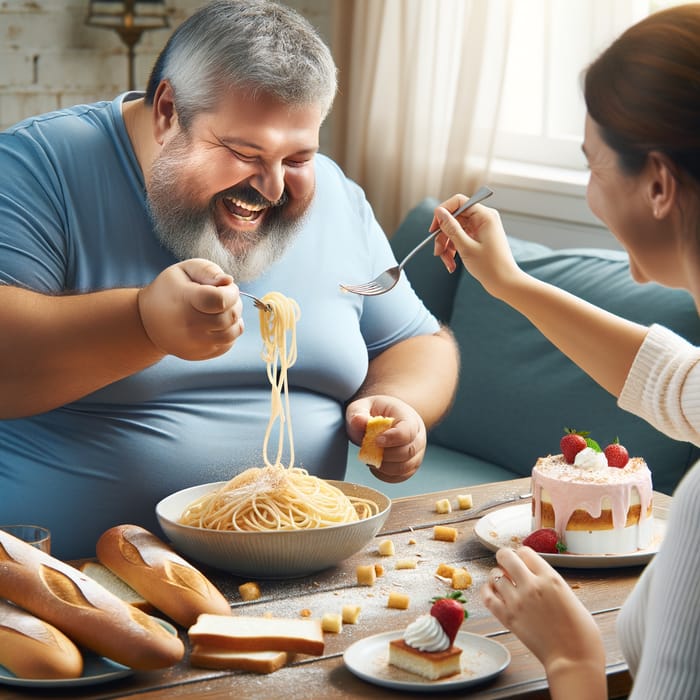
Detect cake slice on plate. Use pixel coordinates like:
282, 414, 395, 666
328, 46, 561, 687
388, 591, 467, 680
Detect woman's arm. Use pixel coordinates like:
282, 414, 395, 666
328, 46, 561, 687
433, 198, 648, 398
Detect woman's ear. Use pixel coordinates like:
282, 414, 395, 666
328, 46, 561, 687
646, 151, 677, 219
151, 80, 178, 145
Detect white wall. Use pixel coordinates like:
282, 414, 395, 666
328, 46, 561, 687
0, 0, 615, 250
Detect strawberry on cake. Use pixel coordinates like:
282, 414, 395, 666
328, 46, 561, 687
530, 429, 654, 555
388, 592, 467, 680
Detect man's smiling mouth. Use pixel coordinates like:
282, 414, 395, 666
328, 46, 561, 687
223, 196, 267, 222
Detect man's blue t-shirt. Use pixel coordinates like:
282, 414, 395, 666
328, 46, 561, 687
0, 94, 439, 558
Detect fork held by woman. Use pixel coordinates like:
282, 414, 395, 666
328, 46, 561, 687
339, 185, 493, 296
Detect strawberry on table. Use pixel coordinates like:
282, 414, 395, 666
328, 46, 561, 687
429, 591, 468, 645
604, 438, 629, 468
560, 427, 589, 464
522, 528, 567, 554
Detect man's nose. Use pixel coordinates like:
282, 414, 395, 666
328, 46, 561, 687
250, 162, 285, 204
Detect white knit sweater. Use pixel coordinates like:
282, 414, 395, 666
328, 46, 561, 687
617, 324, 700, 699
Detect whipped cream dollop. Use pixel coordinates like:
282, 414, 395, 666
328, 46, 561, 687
574, 447, 608, 471
403, 614, 450, 652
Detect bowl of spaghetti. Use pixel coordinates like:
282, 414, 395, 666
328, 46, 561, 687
156, 291, 390, 577
155, 469, 391, 578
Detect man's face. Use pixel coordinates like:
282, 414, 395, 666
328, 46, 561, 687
147, 88, 323, 282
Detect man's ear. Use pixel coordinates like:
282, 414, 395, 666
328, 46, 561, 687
151, 80, 178, 144
647, 151, 677, 219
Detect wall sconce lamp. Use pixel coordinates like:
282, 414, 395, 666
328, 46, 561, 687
85, 0, 170, 91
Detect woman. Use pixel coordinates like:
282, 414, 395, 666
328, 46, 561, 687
432, 5, 700, 699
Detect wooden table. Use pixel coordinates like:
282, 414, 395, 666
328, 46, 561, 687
0, 477, 671, 700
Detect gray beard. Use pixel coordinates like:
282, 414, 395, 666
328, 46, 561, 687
146, 146, 305, 283
156, 211, 299, 283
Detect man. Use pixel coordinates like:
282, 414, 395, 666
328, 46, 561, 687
0, 0, 458, 559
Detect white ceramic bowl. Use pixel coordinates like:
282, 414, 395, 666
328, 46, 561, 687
156, 480, 391, 578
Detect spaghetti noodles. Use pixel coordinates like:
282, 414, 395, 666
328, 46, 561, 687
258, 291, 300, 470
179, 291, 378, 531
179, 465, 377, 531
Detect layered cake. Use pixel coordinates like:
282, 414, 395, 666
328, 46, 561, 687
388, 592, 466, 680
531, 447, 654, 554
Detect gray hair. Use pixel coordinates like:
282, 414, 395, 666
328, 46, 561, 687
145, 0, 337, 128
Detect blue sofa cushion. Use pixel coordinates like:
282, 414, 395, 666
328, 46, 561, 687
427, 238, 700, 495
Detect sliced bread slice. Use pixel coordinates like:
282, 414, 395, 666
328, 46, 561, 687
188, 614, 324, 656
79, 562, 154, 613
190, 645, 289, 674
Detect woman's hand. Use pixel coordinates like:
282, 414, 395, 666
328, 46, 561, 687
431, 194, 524, 300
481, 546, 606, 699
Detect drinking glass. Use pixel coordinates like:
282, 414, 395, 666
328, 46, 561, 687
0, 525, 51, 554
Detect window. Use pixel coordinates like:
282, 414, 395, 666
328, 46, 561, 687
479, 0, 653, 182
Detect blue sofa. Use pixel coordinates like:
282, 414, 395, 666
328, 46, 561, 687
346, 198, 700, 498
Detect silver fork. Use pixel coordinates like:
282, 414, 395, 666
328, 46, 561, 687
239, 291, 271, 312
339, 185, 494, 296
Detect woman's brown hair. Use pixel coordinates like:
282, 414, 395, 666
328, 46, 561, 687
584, 4, 700, 184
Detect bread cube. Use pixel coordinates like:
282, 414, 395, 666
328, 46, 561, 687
457, 493, 473, 510
356, 564, 377, 586
387, 591, 410, 609
377, 539, 395, 556
238, 582, 261, 601
435, 498, 452, 514
433, 525, 458, 542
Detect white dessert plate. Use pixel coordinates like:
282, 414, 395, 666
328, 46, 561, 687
474, 503, 667, 568
343, 630, 510, 693
0, 618, 177, 688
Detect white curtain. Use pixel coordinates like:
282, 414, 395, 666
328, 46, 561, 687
331, 0, 648, 235
331, 0, 512, 234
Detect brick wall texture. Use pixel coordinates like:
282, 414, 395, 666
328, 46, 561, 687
0, 0, 333, 131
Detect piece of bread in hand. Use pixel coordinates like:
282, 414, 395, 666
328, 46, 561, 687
358, 416, 394, 467
96, 524, 231, 627
188, 614, 325, 656
189, 645, 288, 674
80, 562, 154, 613
0, 599, 83, 680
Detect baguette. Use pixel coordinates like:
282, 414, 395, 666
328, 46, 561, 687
188, 614, 325, 656
96, 524, 231, 627
0, 599, 83, 680
189, 645, 288, 674
0, 529, 184, 670
80, 561, 154, 613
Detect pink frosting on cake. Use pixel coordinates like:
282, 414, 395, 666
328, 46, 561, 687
531, 455, 653, 554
